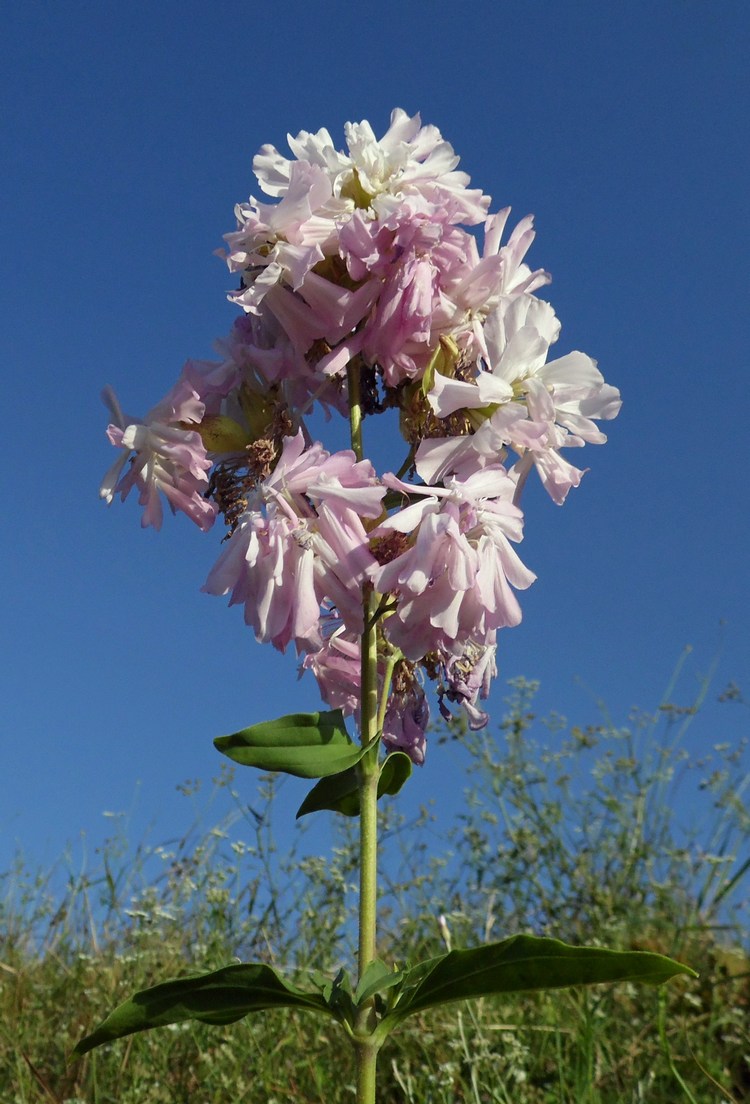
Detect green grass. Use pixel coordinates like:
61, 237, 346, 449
2, 668, 748, 1102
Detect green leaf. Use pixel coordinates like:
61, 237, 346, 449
73, 963, 334, 1056
320, 968, 356, 1026
295, 767, 360, 817
215, 710, 365, 779
296, 751, 413, 818
354, 959, 405, 1006
383, 935, 697, 1027
376, 751, 413, 798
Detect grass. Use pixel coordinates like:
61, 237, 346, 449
1, 665, 748, 1102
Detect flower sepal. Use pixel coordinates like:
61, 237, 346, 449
193, 413, 253, 453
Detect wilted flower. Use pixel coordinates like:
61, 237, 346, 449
382, 681, 430, 765
437, 639, 497, 730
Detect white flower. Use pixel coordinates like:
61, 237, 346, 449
417, 294, 621, 502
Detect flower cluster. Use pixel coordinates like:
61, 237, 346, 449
101, 109, 620, 761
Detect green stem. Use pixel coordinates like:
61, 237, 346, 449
353, 589, 381, 1104
354, 745, 380, 1103
349, 361, 381, 1103
355, 1034, 380, 1103
357, 770, 378, 976
377, 651, 399, 735
348, 361, 364, 459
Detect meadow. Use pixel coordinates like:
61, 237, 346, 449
2, 671, 748, 1103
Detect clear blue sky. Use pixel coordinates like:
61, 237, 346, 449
2, 1, 748, 876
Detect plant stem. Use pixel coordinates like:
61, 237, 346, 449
357, 773, 378, 979
348, 361, 381, 1103
353, 585, 381, 1103
348, 361, 364, 459
354, 759, 380, 1101
355, 1033, 380, 1104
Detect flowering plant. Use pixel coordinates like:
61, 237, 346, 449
79, 110, 692, 1101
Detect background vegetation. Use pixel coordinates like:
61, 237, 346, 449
2, 670, 748, 1103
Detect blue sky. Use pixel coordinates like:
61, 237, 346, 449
2, 1, 748, 880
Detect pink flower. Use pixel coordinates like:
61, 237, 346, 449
224, 160, 346, 312
251, 108, 490, 225
303, 630, 430, 765
192, 310, 348, 425
416, 295, 621, 503
323, 204, 552, 389
203, 433, 386, 652
349, 201, 476, 385
204, 506, 323, 652
100, 383, 217, 531
302, 631, 361, 716
372, 468, 535, 660
222, 110, 494, 385
441, 209, 551, 364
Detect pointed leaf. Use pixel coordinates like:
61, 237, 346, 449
354, 960, 390, 1004
320, 968, 356, 1026
384, 935, 697, 1027
296, 751, 413, 818
73, 963, 333, 1055
218, 710, 348, 749
215, 710, 365, 778
378, 751, 413, 799
296, 766, 361, 817
355, 959, 405, 1006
